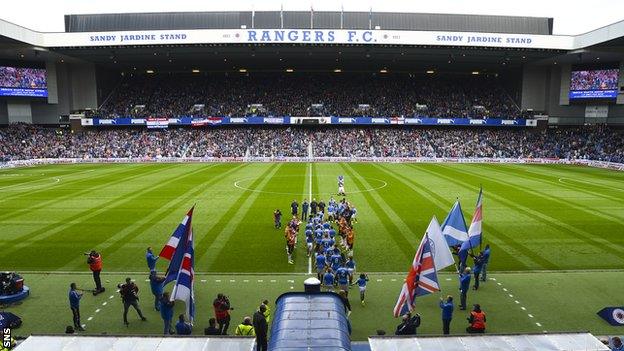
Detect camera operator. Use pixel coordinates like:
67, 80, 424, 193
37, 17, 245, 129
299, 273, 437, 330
119, 277, 147, 326
213, 293, 233, 335
85, 250, 104, 294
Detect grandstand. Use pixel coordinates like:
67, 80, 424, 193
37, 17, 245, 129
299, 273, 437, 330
1, 6, 624, 351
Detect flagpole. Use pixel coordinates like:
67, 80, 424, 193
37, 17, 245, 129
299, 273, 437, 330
479, 186, 483, 252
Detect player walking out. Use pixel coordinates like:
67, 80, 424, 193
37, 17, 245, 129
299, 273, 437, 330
273, 209, 282, 229
338, 175, 345, 196
354, 273, 369, 305
286, 228, 296, 264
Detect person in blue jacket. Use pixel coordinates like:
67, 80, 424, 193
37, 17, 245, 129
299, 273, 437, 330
472, 253, 485, 290
159, 292, 175, 335
68, 283, 85, 331
146, 247, 158, 272
175, 314, 192, 335
480, 244, 491, 282
459, 267, 471, 310
149, 271, 165, 311
439, 295, 454, 335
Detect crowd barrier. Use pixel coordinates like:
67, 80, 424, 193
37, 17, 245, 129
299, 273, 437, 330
2, 157, 623, 171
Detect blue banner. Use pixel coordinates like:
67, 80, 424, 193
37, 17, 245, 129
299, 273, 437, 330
0, 87, 48, 98
83, 117, 535, 127
569, 90, 618, 99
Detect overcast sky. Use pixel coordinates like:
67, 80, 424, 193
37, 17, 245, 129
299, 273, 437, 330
2, 0, 623, 35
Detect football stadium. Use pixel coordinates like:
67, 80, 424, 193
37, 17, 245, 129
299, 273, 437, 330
1, 2, 624, 351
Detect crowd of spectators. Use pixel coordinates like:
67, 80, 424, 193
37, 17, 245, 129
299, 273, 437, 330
99, 74, 520, 119
1, 124, 622, 163
0, 67, 47, 89
570, 69, 619, 91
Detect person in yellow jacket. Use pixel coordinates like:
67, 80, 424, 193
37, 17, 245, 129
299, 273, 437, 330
235, 316, 255, 336
262, 299, 271, 323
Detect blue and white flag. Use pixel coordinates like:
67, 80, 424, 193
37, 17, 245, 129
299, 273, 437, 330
440, 201, 469, 247
459, 188, 483, 265
171, 219, 195, 323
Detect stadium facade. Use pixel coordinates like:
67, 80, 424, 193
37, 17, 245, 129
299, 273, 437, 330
1, 10, 624, 125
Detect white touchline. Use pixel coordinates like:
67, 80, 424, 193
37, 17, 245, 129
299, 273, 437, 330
307, 162, 313, 275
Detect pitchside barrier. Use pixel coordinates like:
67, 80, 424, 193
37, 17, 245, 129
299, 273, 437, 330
1, 157, 623, 172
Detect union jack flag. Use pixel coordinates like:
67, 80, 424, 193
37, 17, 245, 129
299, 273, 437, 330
161, 206, 194, 286
393, 233, 440, 317
171, 220, 195, 323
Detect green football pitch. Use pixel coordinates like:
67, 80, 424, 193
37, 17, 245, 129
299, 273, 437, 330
1, 162, 623, 339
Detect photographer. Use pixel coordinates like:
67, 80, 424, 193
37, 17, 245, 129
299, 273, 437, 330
85, 250, 104, 294
395, 313, 420, 335
213, 293, 233, 335
119, 277, 147, 326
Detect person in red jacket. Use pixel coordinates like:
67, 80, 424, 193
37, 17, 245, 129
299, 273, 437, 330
213, 293, 233, 335
86, 250, 105, 295
466, 304, 486, 333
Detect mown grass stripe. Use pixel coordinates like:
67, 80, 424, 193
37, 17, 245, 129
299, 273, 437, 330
339, 163, 415, 261
502, 164, 624, 203
59, 163, 249, 271
480, 164, 624, 218
194, 163, 280, 263
0, 165, 143, 204
411, 164, 562, 270
201, 164, 285, 270
0, 164, 214, 270
376, 164, 531, 271
455, 164, 624, 252
426, 164, 624, 265
0, 164, 160, 221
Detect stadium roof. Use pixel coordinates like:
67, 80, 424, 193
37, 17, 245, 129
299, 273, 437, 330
64, 11, 553, 35
1, 11, 624, 72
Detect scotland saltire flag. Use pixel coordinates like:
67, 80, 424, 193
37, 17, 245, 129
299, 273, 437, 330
393, 233, 440, 317
171, 221, 195, 323
458, 188, 483, 265
160, 206, 194, 285
440, 201, 469, 247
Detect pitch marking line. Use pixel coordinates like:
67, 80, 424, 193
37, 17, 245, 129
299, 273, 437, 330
496, 279, 544, 331
308, 162, 313, 275
233, 175, 387, 196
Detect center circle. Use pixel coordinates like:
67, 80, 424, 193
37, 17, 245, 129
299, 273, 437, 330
233, 175, 387, 196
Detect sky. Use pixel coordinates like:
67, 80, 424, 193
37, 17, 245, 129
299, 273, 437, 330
1, 0, 623, 35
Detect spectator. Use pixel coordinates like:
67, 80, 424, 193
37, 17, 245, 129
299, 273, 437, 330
175, 314, 192, 335
439, 295, 454, 335
204, 318, 221, 335
611, 336, 624, 351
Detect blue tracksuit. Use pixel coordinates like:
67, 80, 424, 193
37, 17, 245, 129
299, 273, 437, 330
459, 273, 471, 309
146, 251, 158, 272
